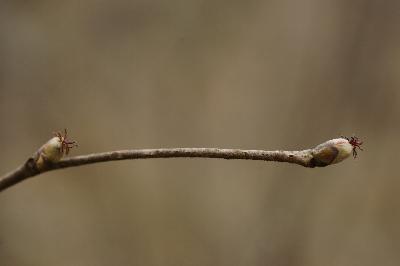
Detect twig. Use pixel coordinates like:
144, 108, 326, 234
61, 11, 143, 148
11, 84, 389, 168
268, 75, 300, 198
0, 136, 362, 192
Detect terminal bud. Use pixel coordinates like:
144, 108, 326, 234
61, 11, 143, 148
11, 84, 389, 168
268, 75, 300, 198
310, 136, 363, 167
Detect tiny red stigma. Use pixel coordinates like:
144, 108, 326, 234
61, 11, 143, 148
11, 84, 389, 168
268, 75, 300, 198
53, 129, 78, 155
343, 136, 363, 158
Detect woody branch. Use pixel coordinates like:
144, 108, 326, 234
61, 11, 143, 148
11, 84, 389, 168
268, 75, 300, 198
0, 133, 362, 192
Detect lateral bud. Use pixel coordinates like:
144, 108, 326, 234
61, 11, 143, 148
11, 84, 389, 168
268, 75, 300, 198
33, 129, 77, 170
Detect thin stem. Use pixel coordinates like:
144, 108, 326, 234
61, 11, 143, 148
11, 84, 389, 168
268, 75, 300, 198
4, 135, 359, 192
0, 147, 315, 192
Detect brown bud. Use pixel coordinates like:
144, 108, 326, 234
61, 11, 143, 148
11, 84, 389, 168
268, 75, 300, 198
311, 138, 354, 167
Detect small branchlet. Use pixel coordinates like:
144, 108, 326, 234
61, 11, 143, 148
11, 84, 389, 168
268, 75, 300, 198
0, 132, 363, 192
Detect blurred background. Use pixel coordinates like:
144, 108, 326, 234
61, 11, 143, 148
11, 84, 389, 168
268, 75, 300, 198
1, 0, 400, 265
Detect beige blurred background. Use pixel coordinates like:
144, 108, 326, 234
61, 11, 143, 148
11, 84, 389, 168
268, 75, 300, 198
1, 0, 400, 265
